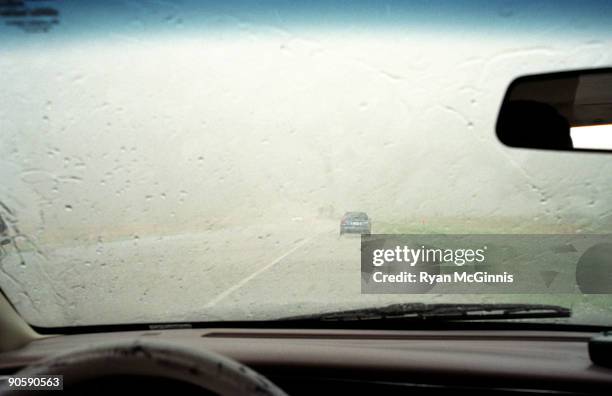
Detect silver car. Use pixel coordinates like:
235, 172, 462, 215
340, 212, 372, 235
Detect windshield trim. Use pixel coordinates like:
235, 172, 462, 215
30, 319, 611, 336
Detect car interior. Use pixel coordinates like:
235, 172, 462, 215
2, 1, 612, 395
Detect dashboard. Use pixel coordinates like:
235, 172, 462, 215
1, 328, 612, 395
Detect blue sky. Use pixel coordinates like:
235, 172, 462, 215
2, 0, 612, 42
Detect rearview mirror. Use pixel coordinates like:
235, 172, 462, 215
496, 68, 612, 152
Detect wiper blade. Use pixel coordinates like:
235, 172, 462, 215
279, 303, 571, 322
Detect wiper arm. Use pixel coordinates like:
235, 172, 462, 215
278, 303, 571, 322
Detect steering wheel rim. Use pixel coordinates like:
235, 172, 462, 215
0, 339, 287, 396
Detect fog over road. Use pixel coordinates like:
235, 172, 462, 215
3, 219, 361, 325
5, 218, 612, 327
0, 219, 431, 325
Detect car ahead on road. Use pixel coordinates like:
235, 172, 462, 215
340, 212, 371, 235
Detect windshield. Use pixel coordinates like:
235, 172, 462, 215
2, 0, 612, 329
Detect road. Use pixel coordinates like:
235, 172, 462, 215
1, 219, 365, 325
2, 220, 612, 326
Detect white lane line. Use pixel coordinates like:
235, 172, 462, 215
204, 236, 313, 308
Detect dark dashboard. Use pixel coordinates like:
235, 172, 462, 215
1, 328, 611, 395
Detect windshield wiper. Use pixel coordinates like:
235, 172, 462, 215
278, 303, 571, 322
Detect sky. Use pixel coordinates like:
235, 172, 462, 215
3, 1, 612, 43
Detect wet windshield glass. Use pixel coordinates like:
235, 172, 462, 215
1, 0, 612, 328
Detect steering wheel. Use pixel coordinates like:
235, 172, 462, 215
0, 339, 287, 395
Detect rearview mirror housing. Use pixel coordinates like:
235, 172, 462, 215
496, 68, 612, 153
